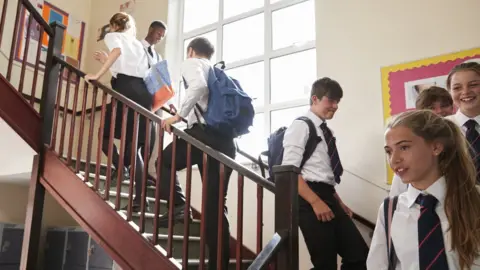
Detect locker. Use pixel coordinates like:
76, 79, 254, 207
0, 228, 24, 265
44, 230, 67, 270
64, 230, 89, 268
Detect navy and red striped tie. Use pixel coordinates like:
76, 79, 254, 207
417, 194, 448, 270
320, 122, 343, 183
464, 119, 480, 183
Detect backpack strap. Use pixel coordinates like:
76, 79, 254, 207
383, 196, 399, 270
296, 116, 322, 168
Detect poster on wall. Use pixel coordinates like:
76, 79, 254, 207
15, 1, 86, 82
381, 47, 480, 184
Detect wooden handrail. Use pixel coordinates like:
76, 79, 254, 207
53, 56, 275, 192
20, 0, 54, 37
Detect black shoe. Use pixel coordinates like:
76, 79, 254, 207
111, 167, 130, 186
157, 205, 193, 228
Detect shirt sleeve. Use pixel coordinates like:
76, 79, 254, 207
281, 120, 310, 168
389, 174, 408, 197
178, 59, 208, 118
103, 33, 123, 52
367, 203, 389, 270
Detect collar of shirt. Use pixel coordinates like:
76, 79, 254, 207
141, 39, 154, 50
306, 109, 325, 127
405, 176, 446, 208
454, 110, 480, 127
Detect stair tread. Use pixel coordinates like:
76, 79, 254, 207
79, 171, 156, 190
179, 258, 253, 264
145, 233, 201, 241
119, 210, 201, 223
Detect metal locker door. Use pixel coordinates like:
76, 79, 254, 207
44, 229, 67, 270
88, 238, 113, 269
64, 230, 89, 268
0, 227, 24, 265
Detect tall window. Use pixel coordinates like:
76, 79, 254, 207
178, 0, 316, 162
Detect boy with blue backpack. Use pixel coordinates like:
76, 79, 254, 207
278, 78, 368, 269
158, 37, 254, 270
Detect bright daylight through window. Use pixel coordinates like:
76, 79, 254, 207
178, 0, 316, 162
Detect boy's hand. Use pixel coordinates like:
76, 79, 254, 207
341, 202, 353, 218
161, 115, 181, 134
311, 199, 335, 222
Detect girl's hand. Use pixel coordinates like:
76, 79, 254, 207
85, 74, 99, 83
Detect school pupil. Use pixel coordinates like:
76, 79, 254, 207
367, 110, 480, 269
445, 62, 480, 183
155, 37, 237, 270
85, 12, 155, 211
389, 86, 454, 196
281, 77, 368, 270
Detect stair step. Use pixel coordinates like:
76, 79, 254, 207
120, 211, 201, 236
180, 259, 252, 270
82, 172, 157, 198
144, 233, 204, 260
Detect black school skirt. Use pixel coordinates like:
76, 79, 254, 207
103, 74, 153, 145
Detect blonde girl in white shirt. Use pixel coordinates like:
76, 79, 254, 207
368, 110, 480, 269
85, 12, 154, 211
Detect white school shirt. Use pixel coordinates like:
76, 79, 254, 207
389, 174, 408, 197
141, 39, 162, 64
445, 110, 480, 134
104, 32, 149, 78
367, 177, 480, 270
281, 110, 337, 186
178, 58, 210, 127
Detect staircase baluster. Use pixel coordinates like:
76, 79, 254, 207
153, 124, 164, 245
59, 69, 72, 157
216, 163, 226, 268
50, 68, 64, 151
139, 118, 151, 232
126, 111, 139, 220
83, 86, 98, 182
257, 184, 264, 254
6, 0, 21, 81
94, 92, 108, 191
236, 174, 244, 270
166, 134, 177, 258
104, 98, 117, 200
18, 12, 32, 94
199, 152, 209, 270
115, 104, 129, 210
182, 142, 193, 269
30, 27, 44, 106
75, 83, 89, 173
0, 0, 8, 47
66, 76, 80, 164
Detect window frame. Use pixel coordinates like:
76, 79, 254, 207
172, 0, 316, 162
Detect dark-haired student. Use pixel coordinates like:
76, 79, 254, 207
156, 37, 235, 270
281, 78, 369, 270
389, 86, 454, 196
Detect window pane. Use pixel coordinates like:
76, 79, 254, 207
236, 113, 266, 161
272, 0, 315, 50
223, 14, 264, 64
183, 31, 217, 61
183, 0, 219, 33
270, 106, 309, 133
270, 49, 316, 103
224, 0, 263, 19
226, 62, 264, 107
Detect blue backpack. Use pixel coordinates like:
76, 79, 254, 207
258, 117, 322, 182
192, 61, 254, 138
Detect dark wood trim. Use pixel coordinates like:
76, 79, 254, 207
20, 155, 45, 270
21, 92, 103, 116
41, 149, 178, 270
20, 0, 54, 36
0, 74, 41, 152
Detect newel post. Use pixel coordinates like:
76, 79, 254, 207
273, 165, 300, 270
20, 21, 65, 270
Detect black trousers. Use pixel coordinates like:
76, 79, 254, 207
157, 124, 236, 270
101, 74, 155, 203
299, 182, 369, 270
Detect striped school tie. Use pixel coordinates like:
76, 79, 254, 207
417, 194, 448, 270
320, 122, 343, 183
464, 119, 480, 183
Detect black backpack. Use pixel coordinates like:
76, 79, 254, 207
258, 116, 322, 182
